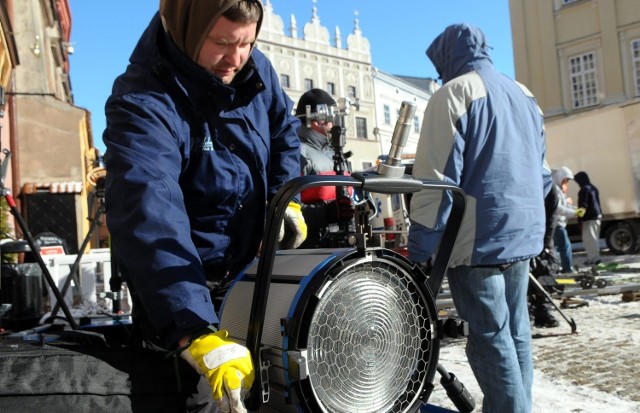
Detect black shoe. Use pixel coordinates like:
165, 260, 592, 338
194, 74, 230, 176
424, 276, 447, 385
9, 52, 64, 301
534, 305, 560, 328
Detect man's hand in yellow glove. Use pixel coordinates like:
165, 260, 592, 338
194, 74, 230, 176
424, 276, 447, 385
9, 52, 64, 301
576, 207, 586, 218
278, 201, 308, 249
180, 330, 254, 413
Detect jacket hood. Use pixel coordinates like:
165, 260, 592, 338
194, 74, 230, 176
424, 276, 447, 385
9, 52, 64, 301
552, 166, 574, 186
426, 23, 493, 83
159, 0, 263, 62
573, 171, 591, 187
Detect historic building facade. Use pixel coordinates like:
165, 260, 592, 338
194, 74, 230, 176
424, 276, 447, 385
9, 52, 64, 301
258, 1, 434, 171
5, 0, 99, 252
372, 69, 437, 159
510, 0, 640, 245
510, 0, 640, 118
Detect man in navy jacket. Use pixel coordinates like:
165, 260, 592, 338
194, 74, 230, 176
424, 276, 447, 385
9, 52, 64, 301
104, 1, 304, 411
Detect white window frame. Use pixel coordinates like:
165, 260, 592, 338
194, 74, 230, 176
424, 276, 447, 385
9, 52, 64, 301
280, 74, 290, 89
569, 51, 598, 109
383, 104, 391, 125
632, 39, 640, 96
304, 78, 313, 91
326, 82, 335, 96
355, 116, 368, 139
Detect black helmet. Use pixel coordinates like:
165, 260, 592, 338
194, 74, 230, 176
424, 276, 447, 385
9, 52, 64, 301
296, 88, 336, 118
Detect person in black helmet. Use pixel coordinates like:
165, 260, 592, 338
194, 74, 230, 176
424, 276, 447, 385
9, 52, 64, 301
293, 88, 354, 248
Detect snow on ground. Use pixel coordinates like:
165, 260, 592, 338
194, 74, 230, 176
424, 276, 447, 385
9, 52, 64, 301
426, 251, 640, 412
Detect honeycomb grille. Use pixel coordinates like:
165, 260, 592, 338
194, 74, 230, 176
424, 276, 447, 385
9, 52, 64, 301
306, 259, 434, 412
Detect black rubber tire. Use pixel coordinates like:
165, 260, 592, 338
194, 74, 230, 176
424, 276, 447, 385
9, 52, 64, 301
604, 221, 639, 255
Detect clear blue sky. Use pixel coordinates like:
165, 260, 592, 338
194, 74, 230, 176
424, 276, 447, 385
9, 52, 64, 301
68, 0, 514, 154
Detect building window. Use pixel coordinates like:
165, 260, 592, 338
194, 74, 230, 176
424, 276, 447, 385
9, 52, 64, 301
632, 39, 640, 96
304, 78, 314, 91
569, 52, 598, 109
413, 115, 420, 133
356, 117, 368, 139
383, 105, 391, 125
280, 74, 290, 89
327, 82, 336, 96
348, 85, 357, 98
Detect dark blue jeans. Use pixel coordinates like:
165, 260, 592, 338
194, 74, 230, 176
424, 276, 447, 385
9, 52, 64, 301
553, 226, 573, 272
447, 260, 533, 413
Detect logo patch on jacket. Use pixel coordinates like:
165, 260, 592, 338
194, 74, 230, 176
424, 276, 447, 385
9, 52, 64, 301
201, 136, 213, 152
191, 135, 213, 153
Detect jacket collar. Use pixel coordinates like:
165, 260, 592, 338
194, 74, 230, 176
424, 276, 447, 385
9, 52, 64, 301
298, 125, 331, 150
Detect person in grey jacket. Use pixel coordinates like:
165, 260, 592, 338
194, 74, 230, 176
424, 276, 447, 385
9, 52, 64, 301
552, 166, 578, 273
408, 23, 551, 413
294, 88, 353, 248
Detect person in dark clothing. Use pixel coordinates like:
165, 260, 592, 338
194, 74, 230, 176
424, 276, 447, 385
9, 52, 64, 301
294, 88, 354, 248
103, 1, 305, 411
574, 171, 603, 265
529, 188, 560, 328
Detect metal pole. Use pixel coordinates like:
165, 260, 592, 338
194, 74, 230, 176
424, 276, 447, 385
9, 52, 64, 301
529, 273, 577, 333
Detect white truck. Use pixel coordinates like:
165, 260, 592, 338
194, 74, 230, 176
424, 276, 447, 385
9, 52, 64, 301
545, 102, 640, 255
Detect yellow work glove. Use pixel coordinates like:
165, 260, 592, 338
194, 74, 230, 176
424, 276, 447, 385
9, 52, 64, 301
180, 330, 254, 413
278, 201, 308, 249
576, 207, 586, 218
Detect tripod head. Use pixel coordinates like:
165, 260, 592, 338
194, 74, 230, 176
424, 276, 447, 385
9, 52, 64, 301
86, 154, 106, 201
303, 97, 357, 127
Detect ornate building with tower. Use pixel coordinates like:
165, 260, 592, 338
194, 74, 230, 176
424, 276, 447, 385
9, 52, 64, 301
258, 1, 434, 171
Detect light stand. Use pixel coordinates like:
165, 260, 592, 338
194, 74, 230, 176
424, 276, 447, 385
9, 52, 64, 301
0, 148, 79, 329
45, 161, 108, 323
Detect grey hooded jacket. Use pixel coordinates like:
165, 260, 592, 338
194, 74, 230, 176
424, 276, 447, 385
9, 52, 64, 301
408, 23, 552, 266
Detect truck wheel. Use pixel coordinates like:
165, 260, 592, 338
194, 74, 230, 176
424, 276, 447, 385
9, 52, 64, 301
604, 221, 639, 255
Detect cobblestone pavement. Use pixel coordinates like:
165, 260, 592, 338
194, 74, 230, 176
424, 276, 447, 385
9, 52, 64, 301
531, 294, 640, 401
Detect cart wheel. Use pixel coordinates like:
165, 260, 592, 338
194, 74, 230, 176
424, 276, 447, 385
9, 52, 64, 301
580, 275, 595, 289
595, 278, 608, 289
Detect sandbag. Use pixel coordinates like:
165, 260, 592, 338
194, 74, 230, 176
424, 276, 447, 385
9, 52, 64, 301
0, 333, 200, 413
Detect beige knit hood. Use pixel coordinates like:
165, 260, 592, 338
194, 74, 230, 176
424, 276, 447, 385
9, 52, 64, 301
159, 0, 263, 62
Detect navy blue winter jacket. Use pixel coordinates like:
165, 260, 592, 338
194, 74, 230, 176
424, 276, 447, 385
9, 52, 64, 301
103, 14, 300, 346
